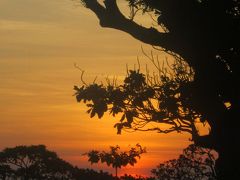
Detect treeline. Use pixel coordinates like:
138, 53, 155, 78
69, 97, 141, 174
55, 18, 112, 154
0, 144, 216, 180
0, 145, 152, 180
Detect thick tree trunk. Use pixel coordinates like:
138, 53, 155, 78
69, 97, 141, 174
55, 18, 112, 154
2, 174, 6, 180
187, 52, 240, 179
193, 101, 240, 179
80, 1, 239, 179
216, 148, 240, 179
214, 106, 240, 179
115, 167, 118, 178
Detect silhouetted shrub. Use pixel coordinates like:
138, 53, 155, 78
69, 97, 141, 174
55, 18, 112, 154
152, 144, 216, 180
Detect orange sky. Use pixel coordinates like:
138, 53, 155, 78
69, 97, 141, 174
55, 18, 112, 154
0, 0, 192, 176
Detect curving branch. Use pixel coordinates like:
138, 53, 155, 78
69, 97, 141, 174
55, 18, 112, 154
81, 0, 172, 49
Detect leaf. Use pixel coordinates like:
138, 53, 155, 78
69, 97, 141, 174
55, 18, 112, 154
90, 109, 96, 118
132, 97, 144, 107
114, 123, 123, 134
86, 108, 92, 114
73, 85, 79, 91
76, 95, 82, 102
123, 122, 131, 128
126, 111, 133, 124
86, 104, 93, 107
97, 110, 104, 119
120, 114, 125, 122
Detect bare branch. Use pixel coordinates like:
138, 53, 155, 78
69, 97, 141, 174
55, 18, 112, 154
74, 63, 88, 85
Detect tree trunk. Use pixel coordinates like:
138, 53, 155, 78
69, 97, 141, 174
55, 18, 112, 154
216, 149, 240, 179
80, 2, 239, 179
189, 52, 240, 179
2, 174, 6, 180
193, 89, 240, 179
115, 167, 118, 178
214, 106, 240, 179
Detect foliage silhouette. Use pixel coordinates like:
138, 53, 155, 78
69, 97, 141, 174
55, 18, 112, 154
0, 164, 14, 180
0, 144, 216, 180
84, 144, 146, 177
76, 0, 240, 179
120, 174, 155, 180
1, 145, 148, 180
0, 145, 75, 180
72, 168, 115, 180
75, 58, 195, 135
152, 144, 217, 180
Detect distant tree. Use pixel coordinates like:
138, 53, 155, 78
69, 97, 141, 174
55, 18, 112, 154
72, 168, 114, 180
76, 0, 240, 178
120, 174, 155, 180
0, 164, 15, 180
0, 145, 152, 180
151, 144, 216, 180
0, 145, 74, 180
84, 144, 146, 177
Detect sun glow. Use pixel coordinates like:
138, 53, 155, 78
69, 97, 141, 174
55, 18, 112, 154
0, 0, 192, 176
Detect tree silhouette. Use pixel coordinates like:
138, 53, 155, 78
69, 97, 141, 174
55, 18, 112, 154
152, 144, 217, 180
120, 174, 155, 180
72, 168, 115, 180
0, 145, 74, 180
0, 164, 14, 180
75, 58, 195, 134
76, 0, 240, 179
84, 144, 146, 177
1, 145, 152, 180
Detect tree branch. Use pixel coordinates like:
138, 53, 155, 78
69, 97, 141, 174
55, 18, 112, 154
82, 0, 171, 48
191, 124, 215, 149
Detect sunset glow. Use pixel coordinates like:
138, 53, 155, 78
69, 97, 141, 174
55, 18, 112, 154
0, 0, 193, 176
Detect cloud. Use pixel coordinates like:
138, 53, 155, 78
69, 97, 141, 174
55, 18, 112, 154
0, 0, 73, 22
0, 19, 57, 31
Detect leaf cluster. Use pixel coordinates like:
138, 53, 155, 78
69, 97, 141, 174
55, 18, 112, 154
151, 144, 217, 180
0, 145, 74, 179
84, 144, 146, 169
74, 58, 198, 135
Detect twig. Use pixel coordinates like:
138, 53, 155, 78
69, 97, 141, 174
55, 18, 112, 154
74, 63, 87, 85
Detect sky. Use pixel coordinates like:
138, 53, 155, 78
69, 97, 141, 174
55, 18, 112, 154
0, 0, 192, 176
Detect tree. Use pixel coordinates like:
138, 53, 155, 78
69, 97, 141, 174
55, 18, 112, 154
75, 0, 240, 179
120, 174, 155, 180
0, 145, 74, 180
75, 58, 195, 134
0, 164, 15, 180
152, 144, 216, 180
84, 144, 146, 177
72, 168, 115, 180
